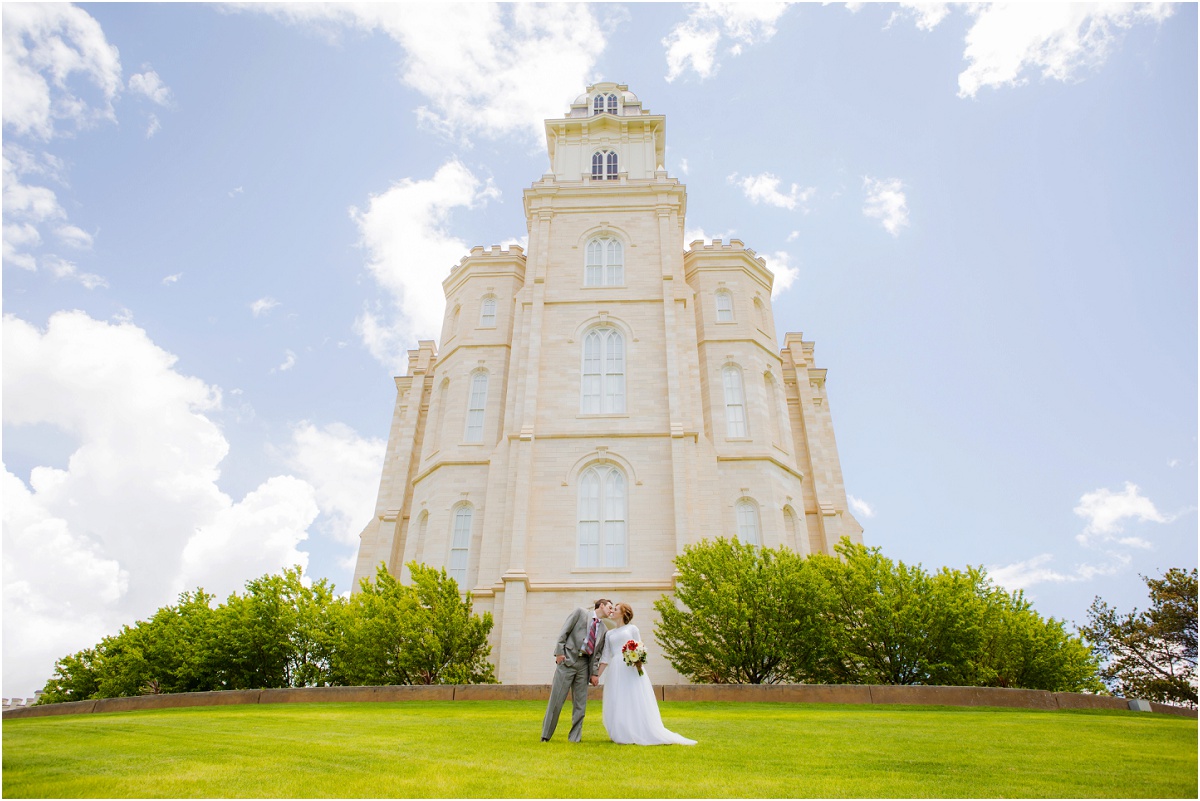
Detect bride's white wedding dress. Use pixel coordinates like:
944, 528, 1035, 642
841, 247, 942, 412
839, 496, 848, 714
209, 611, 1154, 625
600, 623, 696, 746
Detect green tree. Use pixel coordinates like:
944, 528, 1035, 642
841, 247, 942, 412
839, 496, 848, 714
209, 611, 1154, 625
653, 538, 836, 684
37, 648, 101, 704
1082, 568, 1198, 707
331, 563, 496, 686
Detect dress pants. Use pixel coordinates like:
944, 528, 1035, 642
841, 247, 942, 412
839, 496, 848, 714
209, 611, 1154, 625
541, 656, 591, 741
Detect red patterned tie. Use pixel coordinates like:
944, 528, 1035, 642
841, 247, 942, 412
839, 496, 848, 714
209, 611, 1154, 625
585, 618, 597, 655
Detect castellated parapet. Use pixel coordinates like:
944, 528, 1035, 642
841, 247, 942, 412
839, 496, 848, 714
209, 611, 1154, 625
354, 83, 863, 684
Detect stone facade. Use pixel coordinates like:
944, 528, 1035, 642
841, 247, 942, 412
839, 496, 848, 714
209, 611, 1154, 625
353, 83, 863, 684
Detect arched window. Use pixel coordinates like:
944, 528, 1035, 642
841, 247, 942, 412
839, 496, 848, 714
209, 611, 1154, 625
464, 370, 488, 442
479, 295, 496, 327
584, 237, 623, 286
581, 327, 625, 414
715, 290, 733, 322
735, 499, 760, 546
765, 373, 785, 449
578, 465, 627, 567
592, 150, 618, 180
783, 506, 799, 552
754, 297, 768, 332
449, 305, 461, 338
448, 504, 472, 586
413, 510, 430, 564
723, 366, 747, 438
592, 93, 617, 115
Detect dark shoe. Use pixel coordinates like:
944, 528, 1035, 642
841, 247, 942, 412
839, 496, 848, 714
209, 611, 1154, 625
541, 737, 549, 742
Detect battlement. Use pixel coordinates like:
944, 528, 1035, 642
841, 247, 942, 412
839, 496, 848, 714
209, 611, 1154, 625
685, 238, 767, 268
451, 244, 526, 273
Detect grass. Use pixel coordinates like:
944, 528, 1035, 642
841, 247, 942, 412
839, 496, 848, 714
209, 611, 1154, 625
2, 700, 1196, 798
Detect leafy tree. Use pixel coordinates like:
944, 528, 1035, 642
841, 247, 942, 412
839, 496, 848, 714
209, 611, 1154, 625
654, 538, 837, 684
331, 563, 496, 686
1082, 568, 1198, 707
38, 648, 101, 704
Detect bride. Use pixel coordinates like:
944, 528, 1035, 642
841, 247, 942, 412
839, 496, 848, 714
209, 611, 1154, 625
599, 602, 696, 746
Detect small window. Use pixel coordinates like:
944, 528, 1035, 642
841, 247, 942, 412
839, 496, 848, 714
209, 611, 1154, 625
592, 150, 618, 180
592, 93, 617, 115
479, 296, 496, 327
754, 297, 768, 332
464, 370, 488, 442
735, 499, 760, 546
716, 290, 733, 322
449, 504, 472, 586
723, 366, 747, 438
584, 236, 623, 286
578, 464, 627, 567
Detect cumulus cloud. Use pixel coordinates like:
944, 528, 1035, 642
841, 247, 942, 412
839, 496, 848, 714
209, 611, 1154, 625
848, 494, 875, 519
764, 251, 799, 298
251, 296, 281, 317
663, 2, 793, 82
284, 422, 387, 557
351, 158, 499, 370
2, 311, 320, 696
729, 172, 815, 211
54, 224, 94, 250
1074, 481, 1167, 545
244, 3, 606, 142
1, 3, 122, 139
863, 176, 909, 236
145, 113, 161, 139
882, 3, 1175, 99
127, 69, 172, 106
44, 255, 108, 289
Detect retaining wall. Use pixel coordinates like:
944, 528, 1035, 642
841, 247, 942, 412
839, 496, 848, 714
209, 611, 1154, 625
4, 684, 1195, 720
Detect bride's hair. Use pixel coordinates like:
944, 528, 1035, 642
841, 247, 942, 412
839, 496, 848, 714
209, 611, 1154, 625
616, 602, 634, 625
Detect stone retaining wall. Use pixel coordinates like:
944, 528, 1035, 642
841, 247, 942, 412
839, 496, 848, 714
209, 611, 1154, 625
4, 684, 1195, 720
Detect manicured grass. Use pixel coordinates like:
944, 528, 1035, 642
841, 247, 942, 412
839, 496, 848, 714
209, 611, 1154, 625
3, 701, 1195, 798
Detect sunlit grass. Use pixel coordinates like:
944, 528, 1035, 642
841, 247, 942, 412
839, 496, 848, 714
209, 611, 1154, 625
3, 701, 1195, 798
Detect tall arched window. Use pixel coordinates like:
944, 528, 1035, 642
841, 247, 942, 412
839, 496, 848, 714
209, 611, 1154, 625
754, 297, 768, 331
578, 465, 627, 567
581, 327, 625, 414
592, 150, 618, 180
723, 366, 747, 438
448, 504, 472, 586
449, 305, 461, 338
715, 290, 734, 322
464, 370, 488, 442
584, 237, 623, 286
479, 295, 496, 327
735, 499, 760, 546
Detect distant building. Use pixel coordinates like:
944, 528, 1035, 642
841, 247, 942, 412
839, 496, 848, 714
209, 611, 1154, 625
354, 83, 863, 684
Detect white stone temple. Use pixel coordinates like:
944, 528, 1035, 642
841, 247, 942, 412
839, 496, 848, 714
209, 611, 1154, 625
353, 83, 863, 684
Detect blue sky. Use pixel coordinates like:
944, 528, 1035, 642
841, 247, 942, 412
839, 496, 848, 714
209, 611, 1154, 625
3, 2, 1196, 697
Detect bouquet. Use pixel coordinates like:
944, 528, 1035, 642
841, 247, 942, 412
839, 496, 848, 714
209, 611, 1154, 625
621, 639, 647, 675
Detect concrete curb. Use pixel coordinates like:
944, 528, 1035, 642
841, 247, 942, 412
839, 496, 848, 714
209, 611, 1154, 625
5, 684, 1195, 720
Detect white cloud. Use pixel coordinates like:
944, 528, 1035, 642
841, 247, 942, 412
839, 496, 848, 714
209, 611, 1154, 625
683, 227, 735, 248
888, 3, 951, 32
730, 171, 815, 211
284, 422, 387, 551
145, 113, 161, 139
43, 255, 107, 289
251, 296, 281, 317
765, 251, 799, 298
351, 158, 499, 370
786, 230, 799, 242
3, 222, 40, 270
1, 3, 122, 139
848, 494, 875, 519
54, 224, 93, 250
246, 3, 606, 142
2, 311, 320, 696
986, 552, 1127, 592
1074, 481, 1167, 544
863, 176, 909, 236
162, 272, 183, 285
273, 349, 297, 373
664, 2, 793, 82
229, 186, 244, 198
127, 69, 172, 106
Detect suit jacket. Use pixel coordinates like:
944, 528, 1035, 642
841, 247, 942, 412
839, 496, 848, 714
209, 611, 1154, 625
553, 607, 608, 676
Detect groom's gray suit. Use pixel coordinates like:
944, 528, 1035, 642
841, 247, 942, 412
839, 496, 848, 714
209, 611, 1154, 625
541, 607, 608, 742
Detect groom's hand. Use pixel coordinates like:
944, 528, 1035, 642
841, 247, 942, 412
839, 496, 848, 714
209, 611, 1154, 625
556, 655, 565, 665
590, 676, 599, 686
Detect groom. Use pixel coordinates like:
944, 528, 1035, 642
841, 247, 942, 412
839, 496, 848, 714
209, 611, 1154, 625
540, 598, 614, 742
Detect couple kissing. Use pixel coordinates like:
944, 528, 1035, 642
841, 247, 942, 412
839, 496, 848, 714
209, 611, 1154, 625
540, 598, 695, 746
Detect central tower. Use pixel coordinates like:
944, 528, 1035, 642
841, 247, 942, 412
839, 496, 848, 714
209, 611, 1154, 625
355, 83, 863, 684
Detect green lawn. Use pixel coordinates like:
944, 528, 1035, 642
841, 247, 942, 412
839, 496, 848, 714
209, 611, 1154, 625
3, 701, 1195, 798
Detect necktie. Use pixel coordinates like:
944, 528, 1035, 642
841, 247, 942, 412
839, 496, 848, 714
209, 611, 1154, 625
585, 618, 598, 655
